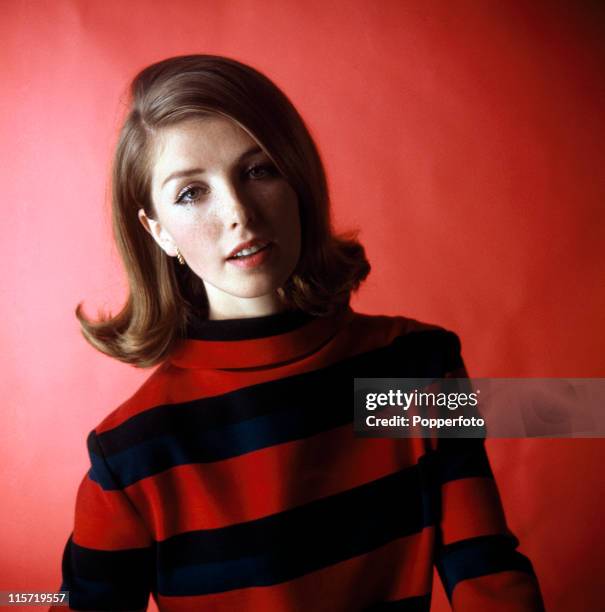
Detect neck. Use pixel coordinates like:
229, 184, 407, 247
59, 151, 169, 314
206, 290, 287, 321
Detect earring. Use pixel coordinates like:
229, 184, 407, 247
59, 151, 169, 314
175, 247, 185, 265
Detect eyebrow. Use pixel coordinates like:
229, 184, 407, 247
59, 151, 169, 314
161, 145, 264, 189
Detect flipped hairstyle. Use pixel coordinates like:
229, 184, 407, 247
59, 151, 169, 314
76, 54, 370, 368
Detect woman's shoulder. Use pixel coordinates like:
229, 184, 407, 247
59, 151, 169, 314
88, 311, 463, 441
349, 309, 461, 345
347, 310, 465, 377
88, 360, 177, 441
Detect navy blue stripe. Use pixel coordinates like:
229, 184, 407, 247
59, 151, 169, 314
436, 534, 536, 599
186, 308, 316, 340
433, 438, 494, 484
99, 328, 458, 455
60, 535, 153, 610
364, 593, 431, 611
412, 438, 494, 532
90, 329, 460, 490
156, 466, 433, 596
89, 387, 353, 489
87, 430, 121, 491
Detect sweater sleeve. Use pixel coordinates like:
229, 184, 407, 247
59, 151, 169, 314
432, 332, 545, 611
50, 430, 155, 612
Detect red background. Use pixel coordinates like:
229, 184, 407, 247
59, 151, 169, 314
1, 1, 604, 610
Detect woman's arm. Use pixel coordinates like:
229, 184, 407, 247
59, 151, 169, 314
433, 437, 545, 611
50, 431, 154, 612
431, 333, 545, 610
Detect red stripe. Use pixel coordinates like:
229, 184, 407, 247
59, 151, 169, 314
95, 313, 429, 433
72, 475, 151, 549
170, 308, 355, 369
451, 570, 544, 611
441, 477, 508, 545
126, 427, 427, 540
155, 528, 436, 611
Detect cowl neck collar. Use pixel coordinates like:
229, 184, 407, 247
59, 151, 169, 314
169, 306, 354, 369
185, 308, 316, 341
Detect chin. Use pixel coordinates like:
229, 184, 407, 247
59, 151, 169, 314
233, 284, 282, 300
232, 272, 291, 299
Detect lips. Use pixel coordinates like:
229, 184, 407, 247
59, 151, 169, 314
227, 238, 270, 259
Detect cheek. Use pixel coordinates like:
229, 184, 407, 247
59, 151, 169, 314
281, 196, 301, 239
176, 215, 223, 259
198, 218, 222, 242
194, 213, 221, 240
265, 186, 300, 227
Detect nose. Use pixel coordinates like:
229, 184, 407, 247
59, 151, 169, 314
220, 180, 255, 229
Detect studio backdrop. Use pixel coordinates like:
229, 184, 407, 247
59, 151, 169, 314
1, 1, 604, 611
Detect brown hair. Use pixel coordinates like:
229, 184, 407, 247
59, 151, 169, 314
76, 54, 370, 368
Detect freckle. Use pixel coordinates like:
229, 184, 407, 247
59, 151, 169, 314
201, 222, 221, 240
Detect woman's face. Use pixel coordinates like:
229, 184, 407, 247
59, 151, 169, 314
139, 115, 301, 319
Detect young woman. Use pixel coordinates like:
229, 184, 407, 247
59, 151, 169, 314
54, 55, 544, 611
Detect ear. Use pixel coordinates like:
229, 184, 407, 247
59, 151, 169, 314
138, 208, 179, 257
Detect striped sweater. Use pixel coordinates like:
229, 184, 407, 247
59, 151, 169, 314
53, 307, 544, 611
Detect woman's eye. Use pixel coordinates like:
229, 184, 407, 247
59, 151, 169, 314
175, 185, 205, 205
247, 163, 278, 180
